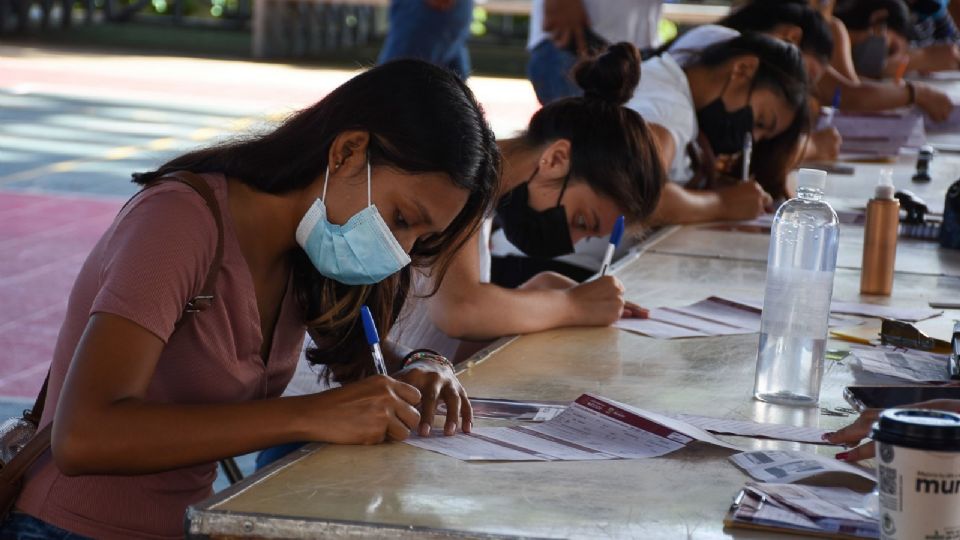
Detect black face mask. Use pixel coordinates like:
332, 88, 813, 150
851, 35, 888, 79
497, 172, 574, 259
696, 92, 754, 156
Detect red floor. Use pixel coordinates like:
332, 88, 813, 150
0, 191, 122, 398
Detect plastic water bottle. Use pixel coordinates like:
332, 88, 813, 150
753, 169, 839, 406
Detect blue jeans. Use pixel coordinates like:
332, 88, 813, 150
0, 512, 91, 540
378, 0, 474, 79
254, 442, 306, 471
527, 39, 583, 105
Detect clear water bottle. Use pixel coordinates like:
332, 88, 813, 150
753, 169, 839, 406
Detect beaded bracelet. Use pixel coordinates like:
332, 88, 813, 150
402, 349, 454, 371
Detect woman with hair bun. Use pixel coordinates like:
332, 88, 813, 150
415, 41, 666, 357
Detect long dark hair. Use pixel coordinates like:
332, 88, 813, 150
835, 0, 910, 36
720, 1, 834, 63
133, 60, 500, 381
518, 42, 666, 223
690, 34, 809, 198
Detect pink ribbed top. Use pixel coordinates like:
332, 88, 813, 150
17, 173, 305, 539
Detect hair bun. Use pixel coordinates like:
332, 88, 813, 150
573, 42, 642, 106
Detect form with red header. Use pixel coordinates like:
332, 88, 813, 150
405, 393, 741, 462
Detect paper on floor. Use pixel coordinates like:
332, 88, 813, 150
405, 393, 741, 462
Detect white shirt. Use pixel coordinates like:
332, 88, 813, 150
667, 24, 740, 67
626, 53, 697, 183
527, 0, 665, 51
386, 218, 494, 361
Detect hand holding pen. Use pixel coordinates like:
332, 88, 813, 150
595, 216, 647, 319
361, 305, 472, 436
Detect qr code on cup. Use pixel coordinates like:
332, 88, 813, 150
880, 465, 897, 496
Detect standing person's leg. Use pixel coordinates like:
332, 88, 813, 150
527, 39, 583, 105
378, 0, 474, 79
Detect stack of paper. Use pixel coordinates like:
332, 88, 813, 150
832, 110, 925, 156
847, 346, 951, 382
730, 450, 875, 489
406, 394, 741, 462
725, 482, 879, 539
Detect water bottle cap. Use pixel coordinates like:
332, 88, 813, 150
876, 168, 895, 200
797, 168, 827, 191
871, 409, 960, 451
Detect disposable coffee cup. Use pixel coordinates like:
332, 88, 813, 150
871, 408, 960, 540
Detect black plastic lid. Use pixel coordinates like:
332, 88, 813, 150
871, 409, 960, 451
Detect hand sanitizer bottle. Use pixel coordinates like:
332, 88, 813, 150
754, 169, 839, 406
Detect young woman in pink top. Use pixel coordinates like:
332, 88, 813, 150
3, 59, 499, 540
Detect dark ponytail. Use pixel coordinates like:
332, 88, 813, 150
521, 43, 666, 223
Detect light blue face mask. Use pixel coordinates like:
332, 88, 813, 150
295, 159, 411, 285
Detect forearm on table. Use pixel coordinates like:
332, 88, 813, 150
53, 395, 317, 476
650, 182, 723, 225
429, 283, 576, 341
821, 76, 910, 112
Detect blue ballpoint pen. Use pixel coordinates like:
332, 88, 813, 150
360, 305, 388, 376
599, 215, 625, 276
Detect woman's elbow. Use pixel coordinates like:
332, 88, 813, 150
430, 299, 479, 340
51, 424, 97, 476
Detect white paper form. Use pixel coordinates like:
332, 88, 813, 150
730, 450, 876, 485
405, 394, 740, 462
833, 110, 925, 155
829, 301, 942, 322
614, 297, 761, 339
848, 347, 950, 382
670, 414, 835, 445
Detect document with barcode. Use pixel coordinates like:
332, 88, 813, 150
405, 394, 741, 462
730, 450, 876, 488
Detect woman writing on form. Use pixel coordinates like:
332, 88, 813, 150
630, 33, 810, 224
3, 60, 498, 539
269, 46, 666, 463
